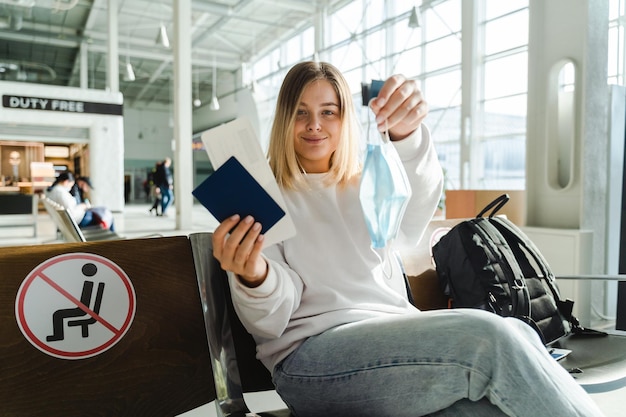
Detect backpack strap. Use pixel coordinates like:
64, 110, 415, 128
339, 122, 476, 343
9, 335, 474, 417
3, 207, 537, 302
489, 217, 577, 325
469, 218, 531, 321
477, 194, 510, 218
490, 218, 562, 298
492, 218, 611, 338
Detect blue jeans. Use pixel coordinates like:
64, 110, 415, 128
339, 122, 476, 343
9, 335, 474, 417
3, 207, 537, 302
79, 208, 115, 231
272, 309, 605, 417
160, 186, 174, 214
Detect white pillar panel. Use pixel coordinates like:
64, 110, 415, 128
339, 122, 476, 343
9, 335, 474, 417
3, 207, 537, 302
80, 41, 88, 89
107, 0, 119, 93
89, 118, 125, 211
173, 0, 193, 230
526, 0, 609, 274
461, 0, 478, 189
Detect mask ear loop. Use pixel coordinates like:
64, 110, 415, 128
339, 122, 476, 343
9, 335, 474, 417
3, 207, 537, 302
382, 120, 398, 279
380, 120, 390, 143
366, 107, 373, 146
365, 118, 394, 279
366, 111, 391, 144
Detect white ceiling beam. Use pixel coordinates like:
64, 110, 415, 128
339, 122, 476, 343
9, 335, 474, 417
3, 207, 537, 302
254, 0, 315, 13
191, 0, 233, 15
212, 32, 243, 53
0, 30, 79, 47
87, 43, 240, 70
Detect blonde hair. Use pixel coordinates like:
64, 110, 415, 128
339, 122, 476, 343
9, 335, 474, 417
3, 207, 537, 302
267, 61, 361, 189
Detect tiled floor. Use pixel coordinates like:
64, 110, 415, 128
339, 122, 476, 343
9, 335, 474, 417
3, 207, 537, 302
1, 203, 624, 416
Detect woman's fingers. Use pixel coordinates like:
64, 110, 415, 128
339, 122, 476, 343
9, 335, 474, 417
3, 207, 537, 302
212, 214, 241, 261
370, 75, 429, 140
212, 215, 265, 279
230, 217, 261, 266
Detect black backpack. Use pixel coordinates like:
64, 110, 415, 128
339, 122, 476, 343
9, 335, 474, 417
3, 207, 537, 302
432, 194, 579, 345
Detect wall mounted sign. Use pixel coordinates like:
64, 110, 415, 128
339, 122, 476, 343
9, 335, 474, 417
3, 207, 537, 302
15, 253, 136, 360
2, 94, 123, 116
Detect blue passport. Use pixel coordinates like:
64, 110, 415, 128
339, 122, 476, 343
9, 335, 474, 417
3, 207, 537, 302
192, 156, 286, 234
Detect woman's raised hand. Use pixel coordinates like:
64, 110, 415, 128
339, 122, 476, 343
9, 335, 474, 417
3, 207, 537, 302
369, 75, 429, 141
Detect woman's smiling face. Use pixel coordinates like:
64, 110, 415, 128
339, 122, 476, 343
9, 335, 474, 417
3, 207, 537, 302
293, 79, 342, 173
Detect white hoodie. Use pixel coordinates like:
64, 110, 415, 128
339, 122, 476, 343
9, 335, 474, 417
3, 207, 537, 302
229, 125, 444, 372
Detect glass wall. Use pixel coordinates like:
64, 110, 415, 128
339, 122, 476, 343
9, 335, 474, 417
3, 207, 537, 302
249, 0, 529, 190
478, 2, 528, 189
608, 0, 625, 86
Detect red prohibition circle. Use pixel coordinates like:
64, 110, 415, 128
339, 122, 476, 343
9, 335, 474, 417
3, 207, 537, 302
15, 253, 136, 359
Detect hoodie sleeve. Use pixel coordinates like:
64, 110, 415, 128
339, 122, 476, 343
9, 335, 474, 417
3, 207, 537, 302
228, 243, 304, 339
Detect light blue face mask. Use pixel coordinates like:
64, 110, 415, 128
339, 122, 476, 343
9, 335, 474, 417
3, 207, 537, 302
359, 123, 412, 249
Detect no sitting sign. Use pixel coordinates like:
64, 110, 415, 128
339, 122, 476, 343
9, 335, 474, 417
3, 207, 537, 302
14, 253, 136, 360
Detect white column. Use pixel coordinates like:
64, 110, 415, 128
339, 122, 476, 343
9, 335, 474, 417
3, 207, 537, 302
89, 117, 125, 212
173, 0, 193, 230
314, 5, 327, 61
80, 41, 88, 89
526, 0, 609, 274
460, 0, 478, 189
107, 0, 119, 93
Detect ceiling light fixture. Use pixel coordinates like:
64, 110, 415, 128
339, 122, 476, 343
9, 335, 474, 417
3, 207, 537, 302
209, 56, 220, 111
209, 95, 219, 110
124, 59, 135, 82
408, 6, 420, 28
123, 35, 135, 82
156, 23, 170, 48
193, 70, 201, 107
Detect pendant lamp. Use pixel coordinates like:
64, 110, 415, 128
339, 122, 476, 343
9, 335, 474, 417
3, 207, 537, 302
209, 56, 219, 111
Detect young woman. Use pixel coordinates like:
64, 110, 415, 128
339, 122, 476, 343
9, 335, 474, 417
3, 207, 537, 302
211, 61, 605, 417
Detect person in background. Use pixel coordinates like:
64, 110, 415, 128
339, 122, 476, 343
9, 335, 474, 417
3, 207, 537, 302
47, 171, 115, 231
210, 61, 605, 417
143, 167, 153, 203
149, 186, 162, 215
70, 176, 93, 205
154, 157, 174, 216
148, 161, 162, 215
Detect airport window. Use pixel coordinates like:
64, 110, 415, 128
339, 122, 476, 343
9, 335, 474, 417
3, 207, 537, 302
478, 4, 528, 189
249, 0, 529, 190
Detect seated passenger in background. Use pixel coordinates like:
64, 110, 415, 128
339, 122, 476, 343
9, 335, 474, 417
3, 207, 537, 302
70, 176, 93, 205
46, 171, 115, 231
